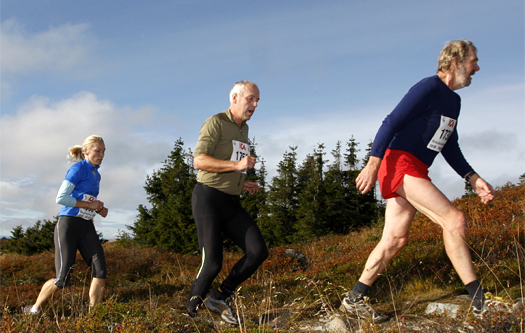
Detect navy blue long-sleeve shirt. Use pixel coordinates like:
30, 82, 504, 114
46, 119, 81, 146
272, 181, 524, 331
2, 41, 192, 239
370, 75, 473, 178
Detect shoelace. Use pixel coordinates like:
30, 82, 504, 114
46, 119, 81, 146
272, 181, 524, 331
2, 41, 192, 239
224, 298, 235, 311
484, 292, 505, 302
347, 293, 369, 305
361, 296, 372, 306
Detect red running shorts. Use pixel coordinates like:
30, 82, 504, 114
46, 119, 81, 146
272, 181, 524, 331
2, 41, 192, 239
378, 149, 431, 199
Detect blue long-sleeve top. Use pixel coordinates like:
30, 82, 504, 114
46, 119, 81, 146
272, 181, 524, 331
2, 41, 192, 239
57, 159, 101, 218
370, 75, 473, 178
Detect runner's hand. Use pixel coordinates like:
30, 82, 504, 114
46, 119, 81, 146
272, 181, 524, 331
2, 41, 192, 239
356, 156, 382, 194
237, 156, 256, 171
243, 181, 260, 194
89, 200, 105, 211
471, 175, 496, 204
97, 207, 108, 218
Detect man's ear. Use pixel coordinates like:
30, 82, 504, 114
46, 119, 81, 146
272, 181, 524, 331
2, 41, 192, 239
451, 57, 459, 72
231, 93, 238, 104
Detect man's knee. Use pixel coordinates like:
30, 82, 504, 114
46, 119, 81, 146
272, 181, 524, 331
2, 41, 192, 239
382, 235, 409, 252
257, 246, 269, 263
201, 260, 223, 278
444, 211, 467, 236
248, 243, 269, 265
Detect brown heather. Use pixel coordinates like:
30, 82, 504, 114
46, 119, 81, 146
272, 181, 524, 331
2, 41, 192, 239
1, 184, 524, 332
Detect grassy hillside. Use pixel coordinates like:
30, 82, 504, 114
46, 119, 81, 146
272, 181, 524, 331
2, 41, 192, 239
1, 183, 524, 332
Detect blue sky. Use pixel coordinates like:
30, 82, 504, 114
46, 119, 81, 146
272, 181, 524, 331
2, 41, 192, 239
1, 0, 524, 239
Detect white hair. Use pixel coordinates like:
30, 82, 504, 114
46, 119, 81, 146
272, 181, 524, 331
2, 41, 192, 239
229, 80, 257, 104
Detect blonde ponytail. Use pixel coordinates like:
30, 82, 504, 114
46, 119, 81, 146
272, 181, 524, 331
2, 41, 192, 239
67, 135, 104, 162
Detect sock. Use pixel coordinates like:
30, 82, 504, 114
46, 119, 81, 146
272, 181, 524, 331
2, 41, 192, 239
351, 281, 370, 300
465, 280, 484, 309
213, 286, 232, 301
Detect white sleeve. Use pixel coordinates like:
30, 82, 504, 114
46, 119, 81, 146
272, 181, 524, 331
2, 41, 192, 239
56, 180, 77, 207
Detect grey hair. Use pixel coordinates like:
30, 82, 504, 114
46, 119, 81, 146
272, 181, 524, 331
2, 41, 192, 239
437, 39, 477, 73
229, 80, 257, 104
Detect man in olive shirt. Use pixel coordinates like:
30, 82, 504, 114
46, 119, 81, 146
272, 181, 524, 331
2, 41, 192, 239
187, 81, 268, 325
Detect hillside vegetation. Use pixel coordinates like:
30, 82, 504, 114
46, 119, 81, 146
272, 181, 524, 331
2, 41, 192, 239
1, 183, 524, 332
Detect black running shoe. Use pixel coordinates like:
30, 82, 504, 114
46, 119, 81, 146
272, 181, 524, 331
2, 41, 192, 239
203, 294, 240, 325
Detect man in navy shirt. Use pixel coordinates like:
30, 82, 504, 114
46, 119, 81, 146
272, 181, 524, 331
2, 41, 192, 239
341, 40, 496, 321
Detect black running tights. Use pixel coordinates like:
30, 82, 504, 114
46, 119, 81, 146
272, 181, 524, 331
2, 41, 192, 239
187, 183, 268, 310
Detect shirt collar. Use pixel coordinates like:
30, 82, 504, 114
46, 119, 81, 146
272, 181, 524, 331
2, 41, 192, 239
84, 159, 100, 171
225, 109, 234, 122
225, 109, 246, 126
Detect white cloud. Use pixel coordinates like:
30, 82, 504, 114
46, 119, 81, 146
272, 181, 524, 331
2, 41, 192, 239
0, 92, 172, 238
1, 18, 95, 75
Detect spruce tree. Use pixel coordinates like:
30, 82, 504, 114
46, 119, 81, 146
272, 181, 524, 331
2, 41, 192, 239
240, 139, 267, 221
355, 140, 381, 224
346, 135, 361, 171
4, 217, 58, 255
130, 139, 197, 253
324, 141, 355, 234
258, 146, 299, 246
295, 143, 326, 241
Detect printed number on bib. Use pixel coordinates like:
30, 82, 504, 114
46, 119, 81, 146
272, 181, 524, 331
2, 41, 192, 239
230, 140, 250, 174
77, 194, 97, 220
427, 115, 456, 152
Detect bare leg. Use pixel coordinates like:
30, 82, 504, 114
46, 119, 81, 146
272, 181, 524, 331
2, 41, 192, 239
397, 175, 477, 284
34, 279, 60, 310
89, 278, 106, 309
358, 197, 416, 286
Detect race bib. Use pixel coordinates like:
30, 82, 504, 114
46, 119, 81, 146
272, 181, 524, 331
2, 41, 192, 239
230, 140, 250, 174
427, 115, 456, 152
77, 193, 97, 220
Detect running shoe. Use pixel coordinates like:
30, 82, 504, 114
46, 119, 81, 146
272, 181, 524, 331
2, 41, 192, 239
23, 305, 40, 315
340, 292, 388, 323
203, 294, 240, 325
473, 292, 511, 317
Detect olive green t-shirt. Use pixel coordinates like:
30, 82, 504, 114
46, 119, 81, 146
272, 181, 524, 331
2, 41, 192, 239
194, 110, 249, 195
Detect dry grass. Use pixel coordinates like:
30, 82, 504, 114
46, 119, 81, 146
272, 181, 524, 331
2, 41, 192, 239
1, 184, 524, 332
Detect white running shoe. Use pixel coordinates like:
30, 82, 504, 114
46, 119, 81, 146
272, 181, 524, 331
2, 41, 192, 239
340, 292, 388, 323
23, 305, 41, 315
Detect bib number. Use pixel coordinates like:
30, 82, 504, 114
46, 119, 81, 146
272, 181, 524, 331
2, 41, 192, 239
77, 194, 97, 220
230, 140, 250, 174
427, 115, 456, 152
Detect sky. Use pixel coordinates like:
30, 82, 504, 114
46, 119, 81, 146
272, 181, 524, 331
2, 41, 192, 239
1, 0, 524, 239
